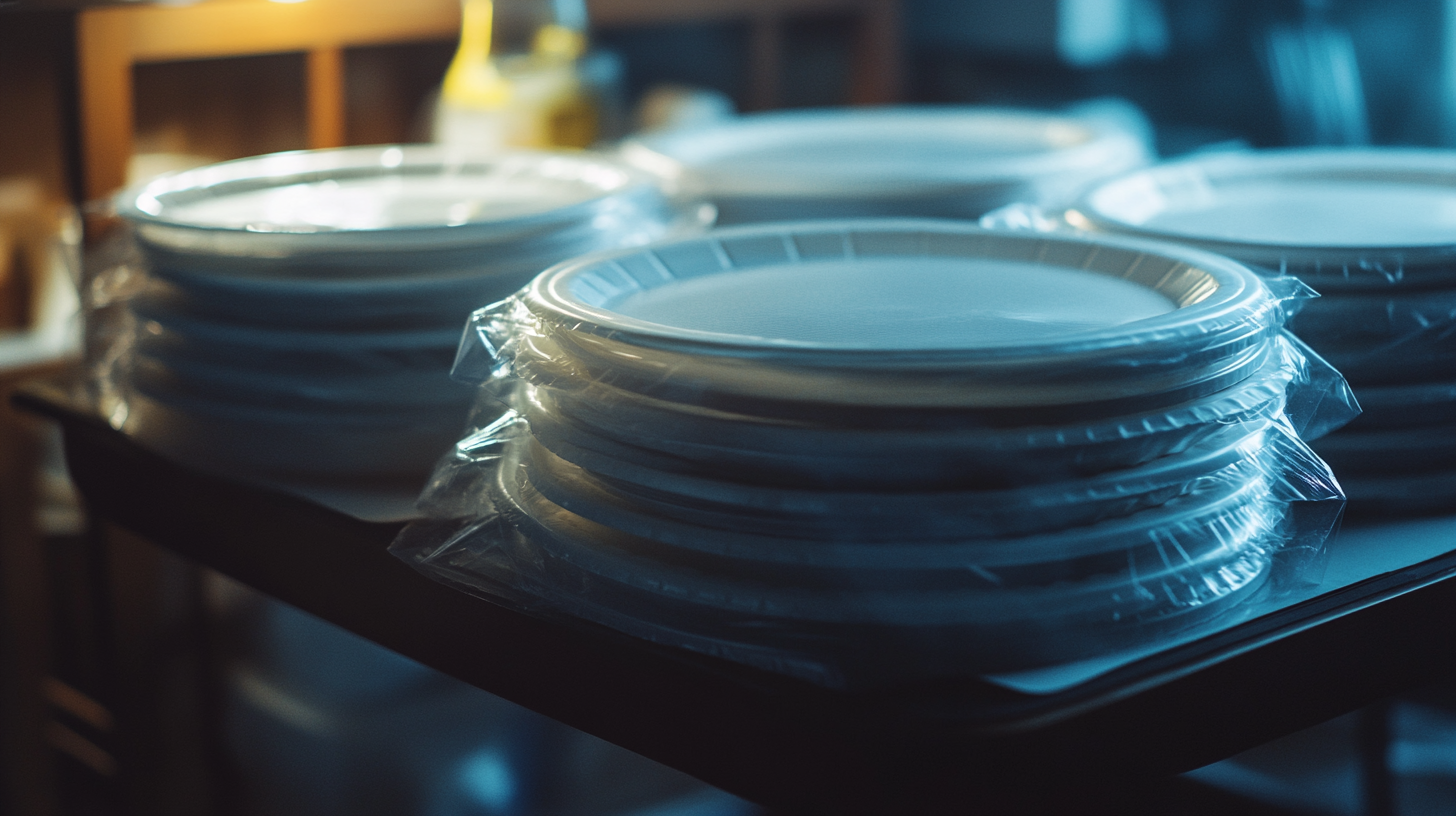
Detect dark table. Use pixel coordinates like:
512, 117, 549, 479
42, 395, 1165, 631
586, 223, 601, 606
17, 375, 1456, 814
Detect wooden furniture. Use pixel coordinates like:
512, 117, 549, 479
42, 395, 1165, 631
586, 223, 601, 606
74, 0, 902, 202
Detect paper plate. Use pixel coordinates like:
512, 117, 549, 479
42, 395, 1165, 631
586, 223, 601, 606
131, 308, 460, 378
1285, 286, 1456, 346
520, 334, 1293, 489
117, 146, 686, 263
623, 106, 1149, 223
507, 221, 1280, 415
1310, 333, 1456, 387
520, 421, 1274, 542
1069, 149, 1456, 290
132, 237, 616, 332
128, 352, 470, 414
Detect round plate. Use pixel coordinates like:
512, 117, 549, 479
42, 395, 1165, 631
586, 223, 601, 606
521, 421, 1273, 542
520, 332, 1293, 490
509, 221, 1279, 414
1068, 149, 1456, 290
131, 270, 527, 333
623, 106, 1149, 222
1286, 286, 1456, 345
118, 146, 685, 262
496, 438, 1273, 599
128, 352, 471, 414
485, 442, 1274, 675
130, 305, 460, 379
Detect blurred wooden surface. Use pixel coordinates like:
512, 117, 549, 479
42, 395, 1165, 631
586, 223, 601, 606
75, 0, 902, 200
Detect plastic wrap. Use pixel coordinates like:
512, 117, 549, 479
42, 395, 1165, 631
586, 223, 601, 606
393, 221, 1356, 688
989, 148, 1456, 514
95, 145, 709, 486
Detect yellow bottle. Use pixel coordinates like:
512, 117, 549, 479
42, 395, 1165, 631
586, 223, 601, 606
435, 0, 598, 151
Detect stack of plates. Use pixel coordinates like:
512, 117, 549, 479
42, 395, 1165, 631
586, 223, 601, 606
465, 221, 1337, 679
1068, 149, 1456, 514
114, 145, 706, 482
621, 106, 1151, 225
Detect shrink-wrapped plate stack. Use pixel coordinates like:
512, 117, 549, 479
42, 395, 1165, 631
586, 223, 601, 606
110, 145, 708, 484
395, 221, 1354, 686
1064, 149, 1456, 515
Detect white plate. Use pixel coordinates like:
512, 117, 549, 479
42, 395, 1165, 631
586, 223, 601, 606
129, 352, 471, 413
1069, 149, 1456, 290
507, 221, 1280, 412
522, 331, 1293, 489
521, 421, 1274, 541
623, 106, 1149, 222
118, 146, 685, 262
492, 439, 1275, 622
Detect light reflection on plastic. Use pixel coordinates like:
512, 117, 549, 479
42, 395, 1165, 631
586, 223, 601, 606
459, 748, 516, 812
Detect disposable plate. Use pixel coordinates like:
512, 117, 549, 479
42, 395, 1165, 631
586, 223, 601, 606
519, 422, 1274, 541
1069, 149, 1456, 290
506, 221, 1280, 415
117, 146, 685, 262
623, 106, 1149, 223
520, 335, 1293, 489
486, 444, 1274, 675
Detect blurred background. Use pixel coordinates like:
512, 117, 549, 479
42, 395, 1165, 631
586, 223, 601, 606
3, 0, 1456, 814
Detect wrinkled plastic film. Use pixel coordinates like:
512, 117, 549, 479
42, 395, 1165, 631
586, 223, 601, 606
97, 147, 708, 485
393, 412, 1343, 687
985, 181, 1456, 514
395, 224, 1357, 688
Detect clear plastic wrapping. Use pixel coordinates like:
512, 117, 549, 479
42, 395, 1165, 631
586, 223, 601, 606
393, 221, 1357, 688
988, 148, 1456, 514
620, 104, 1152, 225
95, 146, 709, 485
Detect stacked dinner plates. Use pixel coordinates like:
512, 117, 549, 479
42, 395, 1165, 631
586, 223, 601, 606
422, 221, 1346, 683
620, 106, 1151, 225
1067, 149, 1456, 514
113, 145, 706, 483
